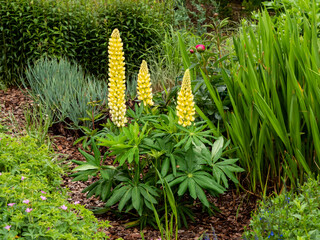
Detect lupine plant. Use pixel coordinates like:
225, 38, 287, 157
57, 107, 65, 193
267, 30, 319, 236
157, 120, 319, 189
72, 30, 243, 227
71, 27, 243, 228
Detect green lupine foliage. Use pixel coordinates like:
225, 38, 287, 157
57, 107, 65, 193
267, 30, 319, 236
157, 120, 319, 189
0, 0, 172, 86
0, 133, 111, 239
201, 4, 320, 193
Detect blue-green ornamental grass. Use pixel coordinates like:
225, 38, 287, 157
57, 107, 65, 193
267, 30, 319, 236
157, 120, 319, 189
243, 177, 320, 240
0, 133, 111, 239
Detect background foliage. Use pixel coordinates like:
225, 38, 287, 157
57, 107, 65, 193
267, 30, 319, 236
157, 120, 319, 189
0, 0, 172, 86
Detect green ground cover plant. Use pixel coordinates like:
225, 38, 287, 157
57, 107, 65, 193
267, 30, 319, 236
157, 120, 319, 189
0, 133, 111, 239
0, 0, 172, 86
243, 177, 320, 239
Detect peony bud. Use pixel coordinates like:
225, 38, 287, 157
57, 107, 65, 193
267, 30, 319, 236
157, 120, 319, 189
189, 49, 195, 54
196, 44, 205, 52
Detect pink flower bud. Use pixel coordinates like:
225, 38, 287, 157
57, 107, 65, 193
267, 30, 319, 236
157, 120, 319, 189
196, 44, 206, 52
189, 49, 195, 54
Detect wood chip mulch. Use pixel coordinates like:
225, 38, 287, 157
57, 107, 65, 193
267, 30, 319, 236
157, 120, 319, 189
0, 87, 258, 240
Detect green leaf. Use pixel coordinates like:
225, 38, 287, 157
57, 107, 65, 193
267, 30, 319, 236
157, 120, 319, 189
118, 188, 132, 211
73, 164, 99, 172
195, 184, 209, 208
106, 185, 128, 206
177, 178, 189, 196
161, 157, 170, 177
78, 148, 95, 165
211, 136, 224, 159
187, 178, 197, 199
132, 186, 141, 212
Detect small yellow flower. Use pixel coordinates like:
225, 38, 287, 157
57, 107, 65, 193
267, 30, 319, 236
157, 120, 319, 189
107, 28, 127, 127
176, 69, 195, 127
137, 60, 154, 106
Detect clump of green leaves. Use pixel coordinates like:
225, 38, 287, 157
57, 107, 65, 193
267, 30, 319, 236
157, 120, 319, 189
243, 177, 320, 239
0, 133, 111, 239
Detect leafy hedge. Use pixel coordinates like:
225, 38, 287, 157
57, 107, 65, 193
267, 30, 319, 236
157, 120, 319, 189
0, 133, 111, 239
0, 0, 172, 86
243, 177, 320, 239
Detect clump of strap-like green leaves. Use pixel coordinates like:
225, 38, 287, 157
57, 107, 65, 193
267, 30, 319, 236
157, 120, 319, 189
22, 57, 107, 129
71, 104, 244, 229
194, 3, 320, 194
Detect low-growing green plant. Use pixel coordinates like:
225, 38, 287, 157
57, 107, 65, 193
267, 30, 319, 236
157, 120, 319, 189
0, 133, 112, 239
22, 57, 107, 129
243, 177, 320, 239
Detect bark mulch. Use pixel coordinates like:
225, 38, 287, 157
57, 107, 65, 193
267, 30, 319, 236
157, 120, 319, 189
0, 87, 258, 240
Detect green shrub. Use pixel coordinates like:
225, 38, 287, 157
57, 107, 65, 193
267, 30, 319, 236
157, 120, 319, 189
23, 57, 107, 129
0, 133, 111, 239
0, 0, 172, 86
243, 177, 320, 239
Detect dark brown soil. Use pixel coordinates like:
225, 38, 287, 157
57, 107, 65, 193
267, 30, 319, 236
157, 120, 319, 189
0, 87, 258, 240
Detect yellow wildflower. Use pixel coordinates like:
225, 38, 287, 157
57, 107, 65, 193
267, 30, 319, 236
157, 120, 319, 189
137, 60, 154, 106
108, 28, 127, 127
176, 69, 195, 127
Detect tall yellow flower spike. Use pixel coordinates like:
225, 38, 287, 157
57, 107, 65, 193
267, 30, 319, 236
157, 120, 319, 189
137, 60, 154, 106
108, 28, 127, 127
176, 69, 195, 127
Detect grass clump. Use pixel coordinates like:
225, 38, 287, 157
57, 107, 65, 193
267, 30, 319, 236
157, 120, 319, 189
23, 57, 107, 129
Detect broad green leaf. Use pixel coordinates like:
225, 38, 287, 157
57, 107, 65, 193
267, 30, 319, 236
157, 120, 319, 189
132, 186, 141, 211
118, 188, 132, 211
187, 178, 197, 199
106, 186, 128, 206
73, 164, 99, 172
211, 136, 224, 159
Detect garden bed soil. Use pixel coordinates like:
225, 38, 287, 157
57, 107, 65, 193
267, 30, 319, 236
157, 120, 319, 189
0, 87, 258, 240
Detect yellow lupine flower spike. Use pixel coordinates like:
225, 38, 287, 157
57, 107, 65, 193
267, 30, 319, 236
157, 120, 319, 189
108, 28, 127, 127
176, 69, 195, 127
137, 60, 154, 106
